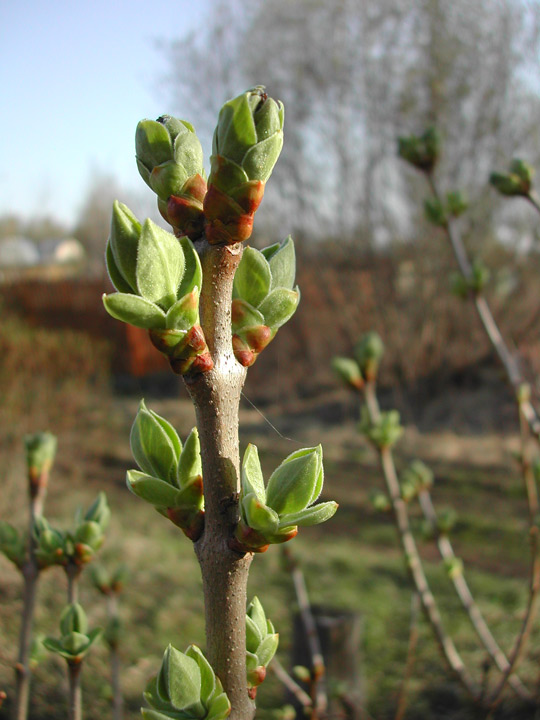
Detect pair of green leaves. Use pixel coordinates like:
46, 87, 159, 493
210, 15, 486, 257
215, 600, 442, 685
142, 645, 230, 720
91, 563, 129, 596
360, 407, 403, 450
245, 597, 278, 691
233, 444, 337, 553
332, 332, 385, 390
423, 190, 468, 228
450, 259, 490, 299
127, 401, 204, 541
231, 238, 300, 366
43, 603, 102, 664
400, 460, 434, 503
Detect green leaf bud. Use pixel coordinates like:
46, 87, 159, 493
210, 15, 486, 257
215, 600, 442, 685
332, 356, 363, 391
91, 564, 112, 595
444, 556, 463, 579
60, 603, 88, 636
293, 666, 312, 683
354, 332, 384, 382
360, 407, 403, 449
437, 508, 457, 535
233, 444, 336, 552
104, 616, 122, 650
24, 432, 57, 501
369, 490, 391, 513
0, 521, 26, 568
424, 196, 447, 227
205, 86, 284, 245
450, 272, 469, 300
135, 117, 206, 233
231, 239, 299, 365
469, 259, 490, 294
489, 158, 535, 198
401, 460, 434, 492
24, 432, 57, 478
74, 521, 104, 555
397, 127, 440, 173
143, 644, 230, 720
510, 159, 535, 189
446, 190, 468, 217
33, 518, 66, 569
104, 209, 211, 376
212, 86, 283, 180
245, 597, 278, 689
127, 411, 204, 541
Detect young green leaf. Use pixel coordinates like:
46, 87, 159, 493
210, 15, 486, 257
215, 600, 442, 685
103, 293, 167, 329
126, 471, 181, 507
233, 247, 271, 307
136, 220, 185, 309
258, 287, 299, 330
241, 445, 266, 503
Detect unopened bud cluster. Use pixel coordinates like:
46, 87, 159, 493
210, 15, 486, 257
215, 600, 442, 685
104, 87, 298, 374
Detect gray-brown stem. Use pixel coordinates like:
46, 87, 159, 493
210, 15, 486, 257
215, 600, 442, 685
364, 381, 479, 699
13, 479, 47, 720
186, 240, 254, 720
68, 662, 82, 720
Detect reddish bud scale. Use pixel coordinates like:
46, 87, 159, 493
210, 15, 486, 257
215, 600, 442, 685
203, 174, 265, 246
248, 688, 258, 700
232, 327, 274, 367
28, 467, 49, 499
248, 666, 267, 687
166, 507, 205, 542
148, 326, 214, 376
229, 524, 270, 554
159, 174, 207, 241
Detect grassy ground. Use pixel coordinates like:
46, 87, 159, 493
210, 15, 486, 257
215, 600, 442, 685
1, 388, 539, 720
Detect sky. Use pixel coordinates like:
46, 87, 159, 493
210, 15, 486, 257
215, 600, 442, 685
0, 0, 212, 228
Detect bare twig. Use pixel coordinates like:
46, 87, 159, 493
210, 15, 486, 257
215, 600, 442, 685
270, 657, 313, 709
282, 546, 328, 718
486, 400, 540, 707
68, 662, 82, 720
394, 592, 421, 720
363, 380, 480, 700
417, 488, 532, 701
426, 173, 540, 443
13, 466, 49, 720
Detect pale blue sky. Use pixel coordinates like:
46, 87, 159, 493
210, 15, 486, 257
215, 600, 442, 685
0, 0, 212, 226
